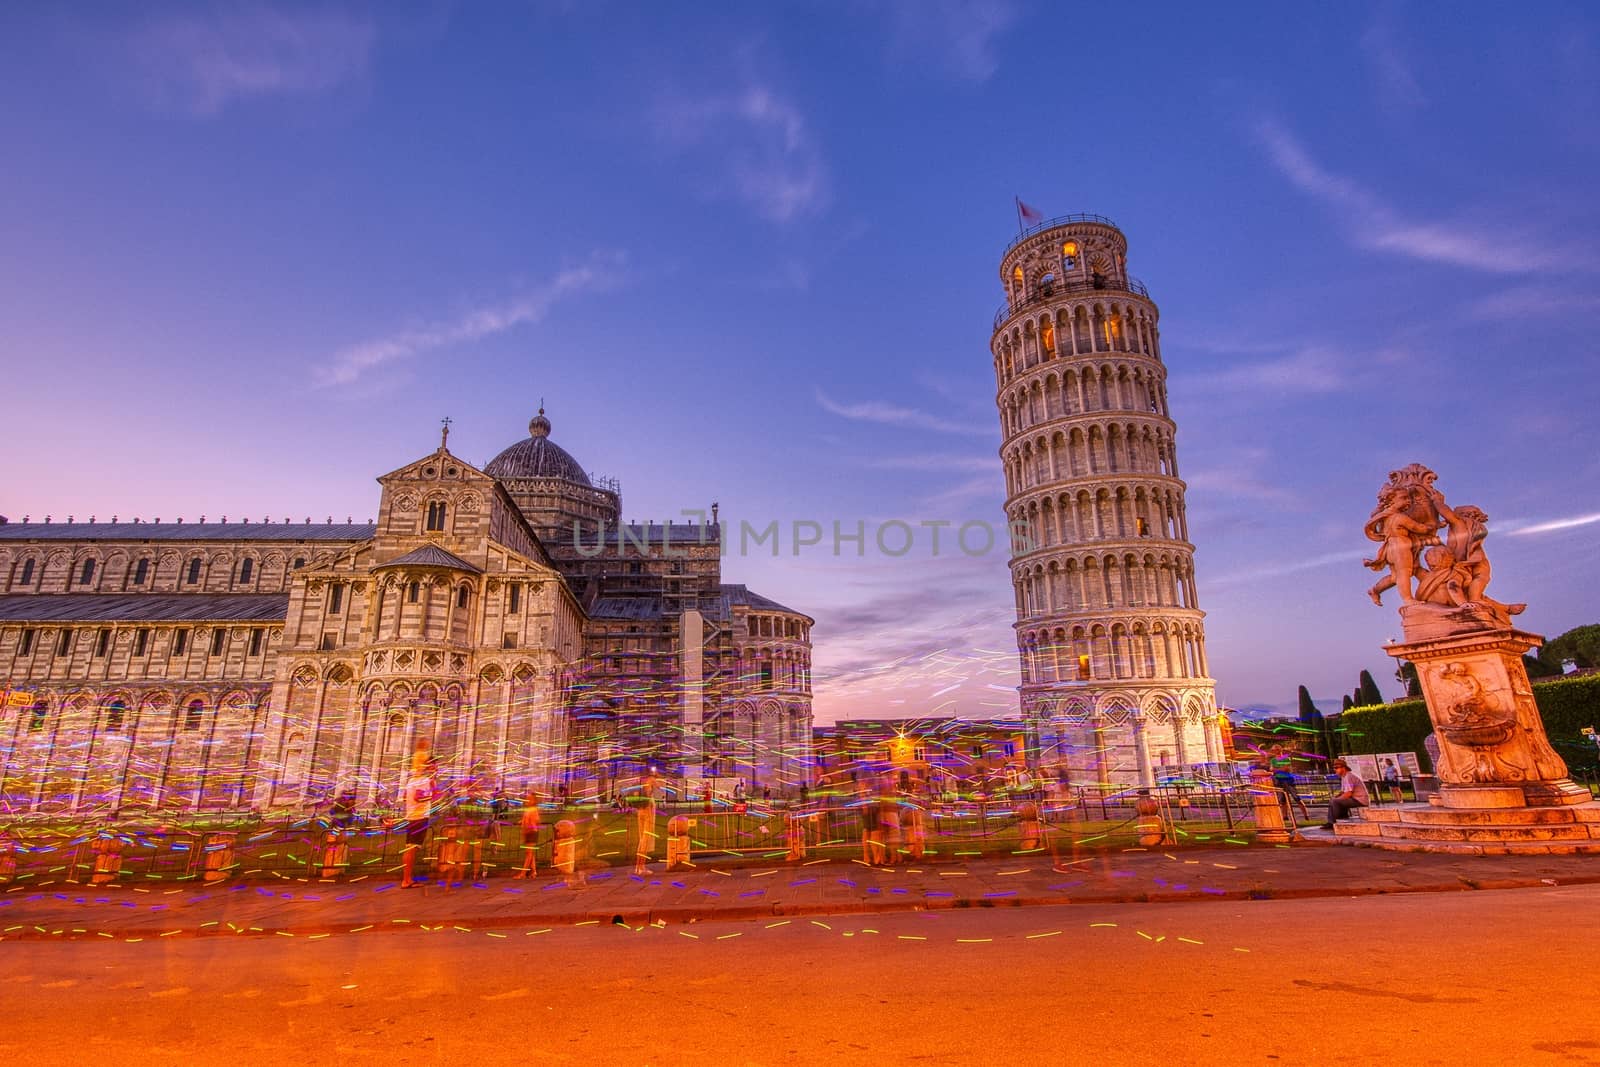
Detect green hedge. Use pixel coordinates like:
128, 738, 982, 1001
1338, 674, 1600, 774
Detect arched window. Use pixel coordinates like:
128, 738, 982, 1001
408, 581, 420, 603
1062, 241, 1078, 269
28, 699, 48, 731
19, 558, 35, 586
79, 558, 95, 585
132, 558, 149, 585
238, 558, 253, 584
184, 699, 205, 732
187, 558, 202, 584
105, 700, 127, 732
425, 501, 447, 531
457, 585, 469, 608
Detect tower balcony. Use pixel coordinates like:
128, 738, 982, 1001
994, 274, 1150, 331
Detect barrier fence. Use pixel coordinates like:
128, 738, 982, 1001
1, 771, 1561, 887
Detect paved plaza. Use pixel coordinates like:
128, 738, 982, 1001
5, 841, 1598, 941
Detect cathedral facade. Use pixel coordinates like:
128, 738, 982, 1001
0, 411, 813, 815
991, 215, 1223, 786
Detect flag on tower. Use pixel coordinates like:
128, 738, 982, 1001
1015, 197, 1043, 229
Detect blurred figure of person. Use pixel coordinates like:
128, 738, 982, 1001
877, 794, 902, 866
1268, 744, 1309, 822
330, 787, 357, 830
1381, 758, 1404, 804
399, 759, 438, 889
515, 789, 541, 878
860, 797, 884, 865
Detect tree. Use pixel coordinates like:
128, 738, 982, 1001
1297, 686, 1327, 757
1297, 685, 1320, 722
1394, 661, 1421, 698
1539, 624, 1600, 672
1524, 653, 1561, 679
1357, 669, 1384, 707
1342, 694, 1354, 711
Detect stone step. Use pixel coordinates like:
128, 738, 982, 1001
1347, 839, 1600, 855
1376, 822, 1597, 843
1401, 804, 1600, 827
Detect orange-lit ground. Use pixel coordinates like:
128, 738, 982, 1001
4, 885, 1597, 1065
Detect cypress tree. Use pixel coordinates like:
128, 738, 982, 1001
1358, 670, 1384, 707
1297, 685, 1318, 722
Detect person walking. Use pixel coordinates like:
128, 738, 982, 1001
399, 759, 438, 888
1269, 744, 1309, 822
1322, 758, 1370, 829
1381, 758, 1404, 804
514, 789, 542, 878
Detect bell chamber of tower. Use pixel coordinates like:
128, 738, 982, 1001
991, 214, 1222, 788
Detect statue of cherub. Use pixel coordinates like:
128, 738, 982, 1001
1363, 480, 1442, 605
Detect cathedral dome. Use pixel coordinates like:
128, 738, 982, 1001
484, 408, 592, 486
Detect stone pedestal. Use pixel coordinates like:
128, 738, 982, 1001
1335, 626, 1600, 853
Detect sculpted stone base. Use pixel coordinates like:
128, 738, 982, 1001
1337, 625, 1597, 853
1386, 627, 1587, 811
1333, 801, 1600, 854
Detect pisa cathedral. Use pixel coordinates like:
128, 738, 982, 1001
993, 215, 1224, 786
0, 410, 814, 815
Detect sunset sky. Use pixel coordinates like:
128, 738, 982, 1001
3, 2, 1598, 721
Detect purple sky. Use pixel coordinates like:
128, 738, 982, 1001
3, 3, 1598, 722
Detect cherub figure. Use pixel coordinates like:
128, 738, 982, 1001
1364, 483, 1442, 605
1429, 490, 1492, 603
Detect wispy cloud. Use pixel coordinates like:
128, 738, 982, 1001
815, 390, 993, 437
1361, 12, 1425, 112
1505, 511, 1600, 536
1469, 285, 1600, 320
1207, 548, 1368, 589
1255, 118, 1586, 273
1183, 344, 1352, 396
874, 0, 1023, 83
653, 82, 829, 223
129, 4, 376, 117
316, 256, 621, 387
862, 453, 995, 472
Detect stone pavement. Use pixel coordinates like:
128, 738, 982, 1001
4, 835, 1598, 942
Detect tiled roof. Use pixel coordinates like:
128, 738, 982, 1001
719, 583, 808, 618
588, 598, 667, 621
0, 522, 377, 542
619, 523, 722, 545
378, 544, 482, 572
0, 593, 289, 624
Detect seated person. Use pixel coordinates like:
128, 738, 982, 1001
1322, 758, 1370, 829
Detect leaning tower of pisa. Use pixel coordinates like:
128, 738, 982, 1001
991, 214, 1222, 788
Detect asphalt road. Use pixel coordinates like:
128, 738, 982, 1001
4, 886, 1598, 1066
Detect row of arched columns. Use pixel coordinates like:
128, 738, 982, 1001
997, 362, 1168, 433
1002, 421, 1178, 494
1013, 552, 1200, 616
731, 642, 813, 693
1024, 688, 1223, 786
702, 700, 812, 791
994, 299, 1160, 386
0, 686, 267, 813
1016, 620, 1209, 683
0, 543, 335, 595
1008, 486, 1190, 551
